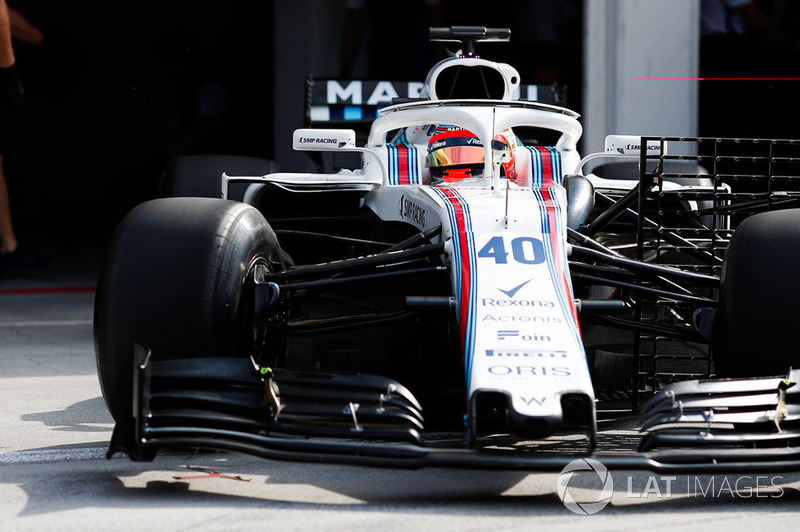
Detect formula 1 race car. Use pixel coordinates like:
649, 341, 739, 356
95, 27, 800, 473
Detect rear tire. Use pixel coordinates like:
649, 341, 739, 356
94, 197, 286, 423
714, 209, 800, 377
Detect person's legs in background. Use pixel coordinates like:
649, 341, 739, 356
0, 153, 17, 255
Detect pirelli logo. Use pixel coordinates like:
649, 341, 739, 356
485, 349, 567, 358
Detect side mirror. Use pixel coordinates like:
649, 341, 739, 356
604, 135, 666, 156
563, 174, 595, 230
293, 129, 357, 151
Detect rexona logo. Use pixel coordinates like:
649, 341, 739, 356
498, 279, 532, 298
482, 279, 555, 308
557, 458, 614, 515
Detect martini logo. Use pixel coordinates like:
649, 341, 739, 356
325, 80, 424, 105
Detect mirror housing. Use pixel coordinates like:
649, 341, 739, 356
563, 174, 595, 230
293, 129, 357, 151
604, 135, 666, 156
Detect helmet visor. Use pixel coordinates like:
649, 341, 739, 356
428, 138, 506, 168
428, 145, 485, 168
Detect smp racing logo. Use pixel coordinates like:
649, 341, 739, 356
397, 195, 426, 226
297, 136, 339, 145
611, 140, 663, 155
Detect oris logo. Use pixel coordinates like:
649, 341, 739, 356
487, 365, 571, 377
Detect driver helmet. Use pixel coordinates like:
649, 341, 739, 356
427, 127, 517, 183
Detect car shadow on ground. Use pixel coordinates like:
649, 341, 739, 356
4, 449, 800, 522
20, 397, 113, 433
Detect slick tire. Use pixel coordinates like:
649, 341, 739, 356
714, 209, 800, 377
94, 197, 286, 423
158, 154, 279, 200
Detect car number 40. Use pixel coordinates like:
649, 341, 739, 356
478, 236, 545, 265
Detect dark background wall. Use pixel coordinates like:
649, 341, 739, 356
5, 0, 274, 245
3, 0, 799, 251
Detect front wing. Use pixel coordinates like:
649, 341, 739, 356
109, 344, 800, 473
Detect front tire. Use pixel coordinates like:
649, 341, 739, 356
94, 197, 286, 423
714, 209, 800, 377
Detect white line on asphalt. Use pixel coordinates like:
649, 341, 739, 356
0, 320, 93, 328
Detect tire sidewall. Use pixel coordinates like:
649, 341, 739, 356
715, 209, 800, 377
94, 197, 284, 421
